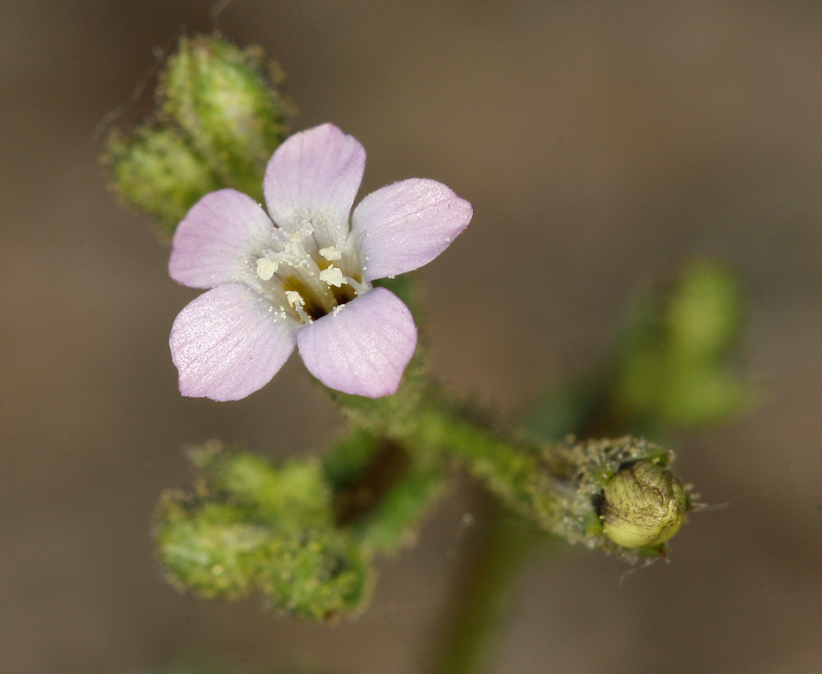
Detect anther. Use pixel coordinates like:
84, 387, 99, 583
285, 291, 305, 308
319, 266, 344, 287
319, 247, 342, 261
285, 291, 312, 324
256, 258, 279, 280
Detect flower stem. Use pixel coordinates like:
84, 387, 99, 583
428, 492, 548, 674
338, 384, 683, 559
410, 403, 547, 511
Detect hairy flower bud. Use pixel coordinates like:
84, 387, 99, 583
107, 126, 219, 232
154, 444, 373, 620
105, 35, 290, 234
162, 35, 290, 198
615, 259, 756, 429
600, 460, 687, 549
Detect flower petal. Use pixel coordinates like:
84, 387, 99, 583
263, 123, 365, 247
350, 178, 473, 281
297, 287, 417, 398
170, 284, 297, 401
170, 189, 276, 289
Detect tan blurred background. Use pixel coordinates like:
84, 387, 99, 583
2, 1, 822, 672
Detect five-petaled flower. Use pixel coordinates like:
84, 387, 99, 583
168, 123, 473, 400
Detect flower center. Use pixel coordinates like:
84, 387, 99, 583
250, 225, 369, 324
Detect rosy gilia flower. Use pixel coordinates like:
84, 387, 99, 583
168, 123, 473, 400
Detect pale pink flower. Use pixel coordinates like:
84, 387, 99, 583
168, 123, 473, 400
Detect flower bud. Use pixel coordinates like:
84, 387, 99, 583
105, 35, 290, 235
600, 460, 687, 549
615, 259, 756, 429
107, 126, 219, 233
154, 445, 373, 620
161, 35, 290, 198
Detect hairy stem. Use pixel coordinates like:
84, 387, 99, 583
429, 493, 548, 674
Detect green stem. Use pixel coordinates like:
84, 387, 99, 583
332, 380, 686, 674
322, 428, 449, 554
429, 493, 546, 674
389, 400, 564, 535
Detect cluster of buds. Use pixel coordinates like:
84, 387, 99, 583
107, 35, 290, 234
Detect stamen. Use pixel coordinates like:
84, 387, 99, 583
285, 290, 305, 308
293, 305, 312, 323
262, 231, 337, 314
319, 265, 344, 287
319, 246, 342, 261
256, 258, 279, 280
285, 290, 312, 324
343, 276, 369, 296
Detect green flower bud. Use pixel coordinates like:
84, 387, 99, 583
156, 496, 273, 600
105, 35, 290, 235
258, 529, 371, 621
155, 444, 373, 620
600, 460, 687, 548
615, 259, 757, 431
106, 126, 219, 234
161, 35, 290, 199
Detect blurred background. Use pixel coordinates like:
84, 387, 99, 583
2, 1, 822, 672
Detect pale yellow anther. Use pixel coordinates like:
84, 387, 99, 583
256, 258, 279, 280
285, 290, 305, 308
319, 265, 344, 287
319, 246, 342, 261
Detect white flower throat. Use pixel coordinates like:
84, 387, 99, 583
250, 222, 369, 324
